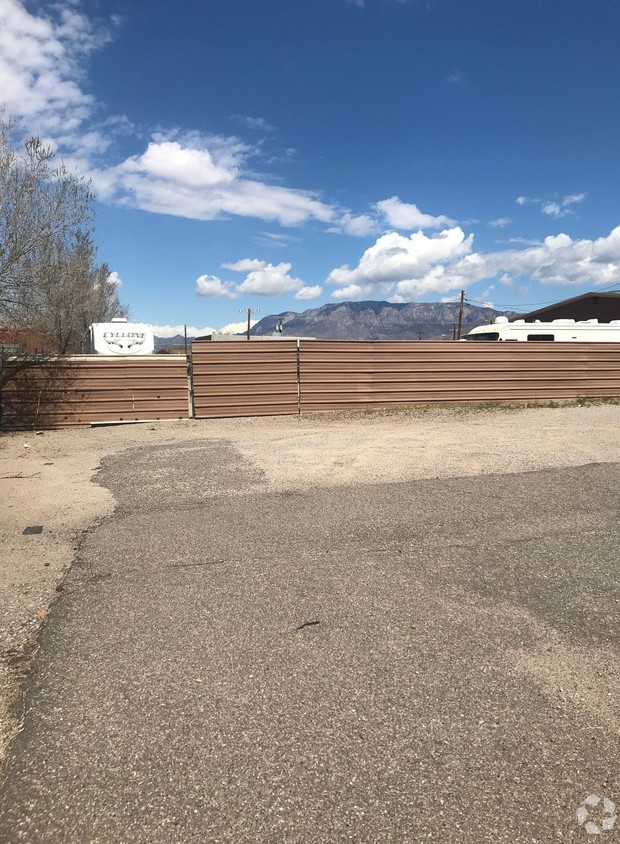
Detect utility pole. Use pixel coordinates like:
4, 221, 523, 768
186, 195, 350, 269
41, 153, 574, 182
240, 307, 260, 340
456, 290, 466, 340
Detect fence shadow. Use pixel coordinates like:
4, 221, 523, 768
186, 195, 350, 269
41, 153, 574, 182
0, 357, 79, 430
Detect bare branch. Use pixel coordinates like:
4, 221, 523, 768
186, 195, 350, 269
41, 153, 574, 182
0, 116, 128, 389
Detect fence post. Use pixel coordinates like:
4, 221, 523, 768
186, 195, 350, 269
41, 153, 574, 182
296, 339, 301, 415
187, 344, 196, 419
0, 346, 4, 429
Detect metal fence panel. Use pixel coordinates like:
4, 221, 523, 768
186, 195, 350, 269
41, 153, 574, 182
298, 340, 620, 412
5, 340, 620, 428
191, 341, 299, 418
2, 356, 189, 429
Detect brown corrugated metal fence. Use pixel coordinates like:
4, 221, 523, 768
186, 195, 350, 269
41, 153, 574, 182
4, 341, 620, 429
191, 339, 620, 419
298, 340, 620, 411
191, 341, 299, 418
2, 355, 189, 429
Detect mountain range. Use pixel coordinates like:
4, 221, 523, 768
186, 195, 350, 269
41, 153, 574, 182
154, 301, 516, 348
250, 301, 515, 340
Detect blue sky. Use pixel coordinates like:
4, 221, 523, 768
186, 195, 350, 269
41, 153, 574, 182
3, 0, 620, 335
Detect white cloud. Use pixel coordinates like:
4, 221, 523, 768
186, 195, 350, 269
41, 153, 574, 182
236, 261, 305, 296
0, 0, 111, 141
328, 228, 473, 300
222, 258, 266, 272
294, 285, 322, 300
92, 135, 335, 226
455, 228, 620, 287
237, 115, 275, 132
508, 237, 542, 246
107, 270, 122, 287
195, 259, 318, 299
0, 3, 337, 228
489, 217, 511, 228
375, 196, 455, 230
541, 193, 586, 217
541, 201, 562, 217
218, 319, 258, 335
477, 285, 495, 306
252, 232, 301, 248
150, 321, 257, 338
333, 212, 378, 237
326, 224, 620, 301
0, 3, 463, 237
196, 274, 238, 298
517, 193, 586, 218
8, 0, 608, 312
133, 141, 237, 188
332, 282, 385, 300
564, 193, 586, 207
327, 198, 457, 238
446, 70, 465, 84
151, 324, 216, 338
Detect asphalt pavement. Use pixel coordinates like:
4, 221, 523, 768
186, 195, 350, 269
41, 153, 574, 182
1, 439, 620, 842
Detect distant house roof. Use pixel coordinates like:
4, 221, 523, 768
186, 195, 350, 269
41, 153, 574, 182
519, 291, 620, 322
0, 329, 55, 355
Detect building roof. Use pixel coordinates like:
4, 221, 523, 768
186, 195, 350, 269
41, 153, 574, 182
0, 328, 56, 355
519, 290, 620, 321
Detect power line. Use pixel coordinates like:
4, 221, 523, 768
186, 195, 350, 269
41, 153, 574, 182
466, 284, 620, 312
467, 295, 568, 308
466, 297, 530, 310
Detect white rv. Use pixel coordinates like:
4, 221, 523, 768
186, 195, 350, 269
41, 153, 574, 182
84, 318, 155, 355
463, 317, 620, 342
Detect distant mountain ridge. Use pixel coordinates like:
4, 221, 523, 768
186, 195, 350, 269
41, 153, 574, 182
153, 334, 187, 350
153, 301, 518, 348
249, 301, 517, 340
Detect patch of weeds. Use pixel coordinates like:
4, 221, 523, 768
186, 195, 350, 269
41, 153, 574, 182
298, 395, 620, 422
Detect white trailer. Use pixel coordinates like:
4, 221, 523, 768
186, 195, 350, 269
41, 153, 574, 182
463, 317, 620, 342
84, 318, 155, 355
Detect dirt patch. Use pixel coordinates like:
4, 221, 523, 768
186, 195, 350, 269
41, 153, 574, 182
511, 632, 620, 736
2, 402, 620, 763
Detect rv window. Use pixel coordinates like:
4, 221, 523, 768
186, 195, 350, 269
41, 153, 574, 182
526, 334, 555, 342
463, 332, 500, 341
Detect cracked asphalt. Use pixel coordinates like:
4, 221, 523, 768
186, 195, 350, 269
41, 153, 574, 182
1, 438, 620, 842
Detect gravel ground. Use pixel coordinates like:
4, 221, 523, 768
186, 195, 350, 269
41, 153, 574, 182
1, 403, 620, 842
1, 402, 620, 769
